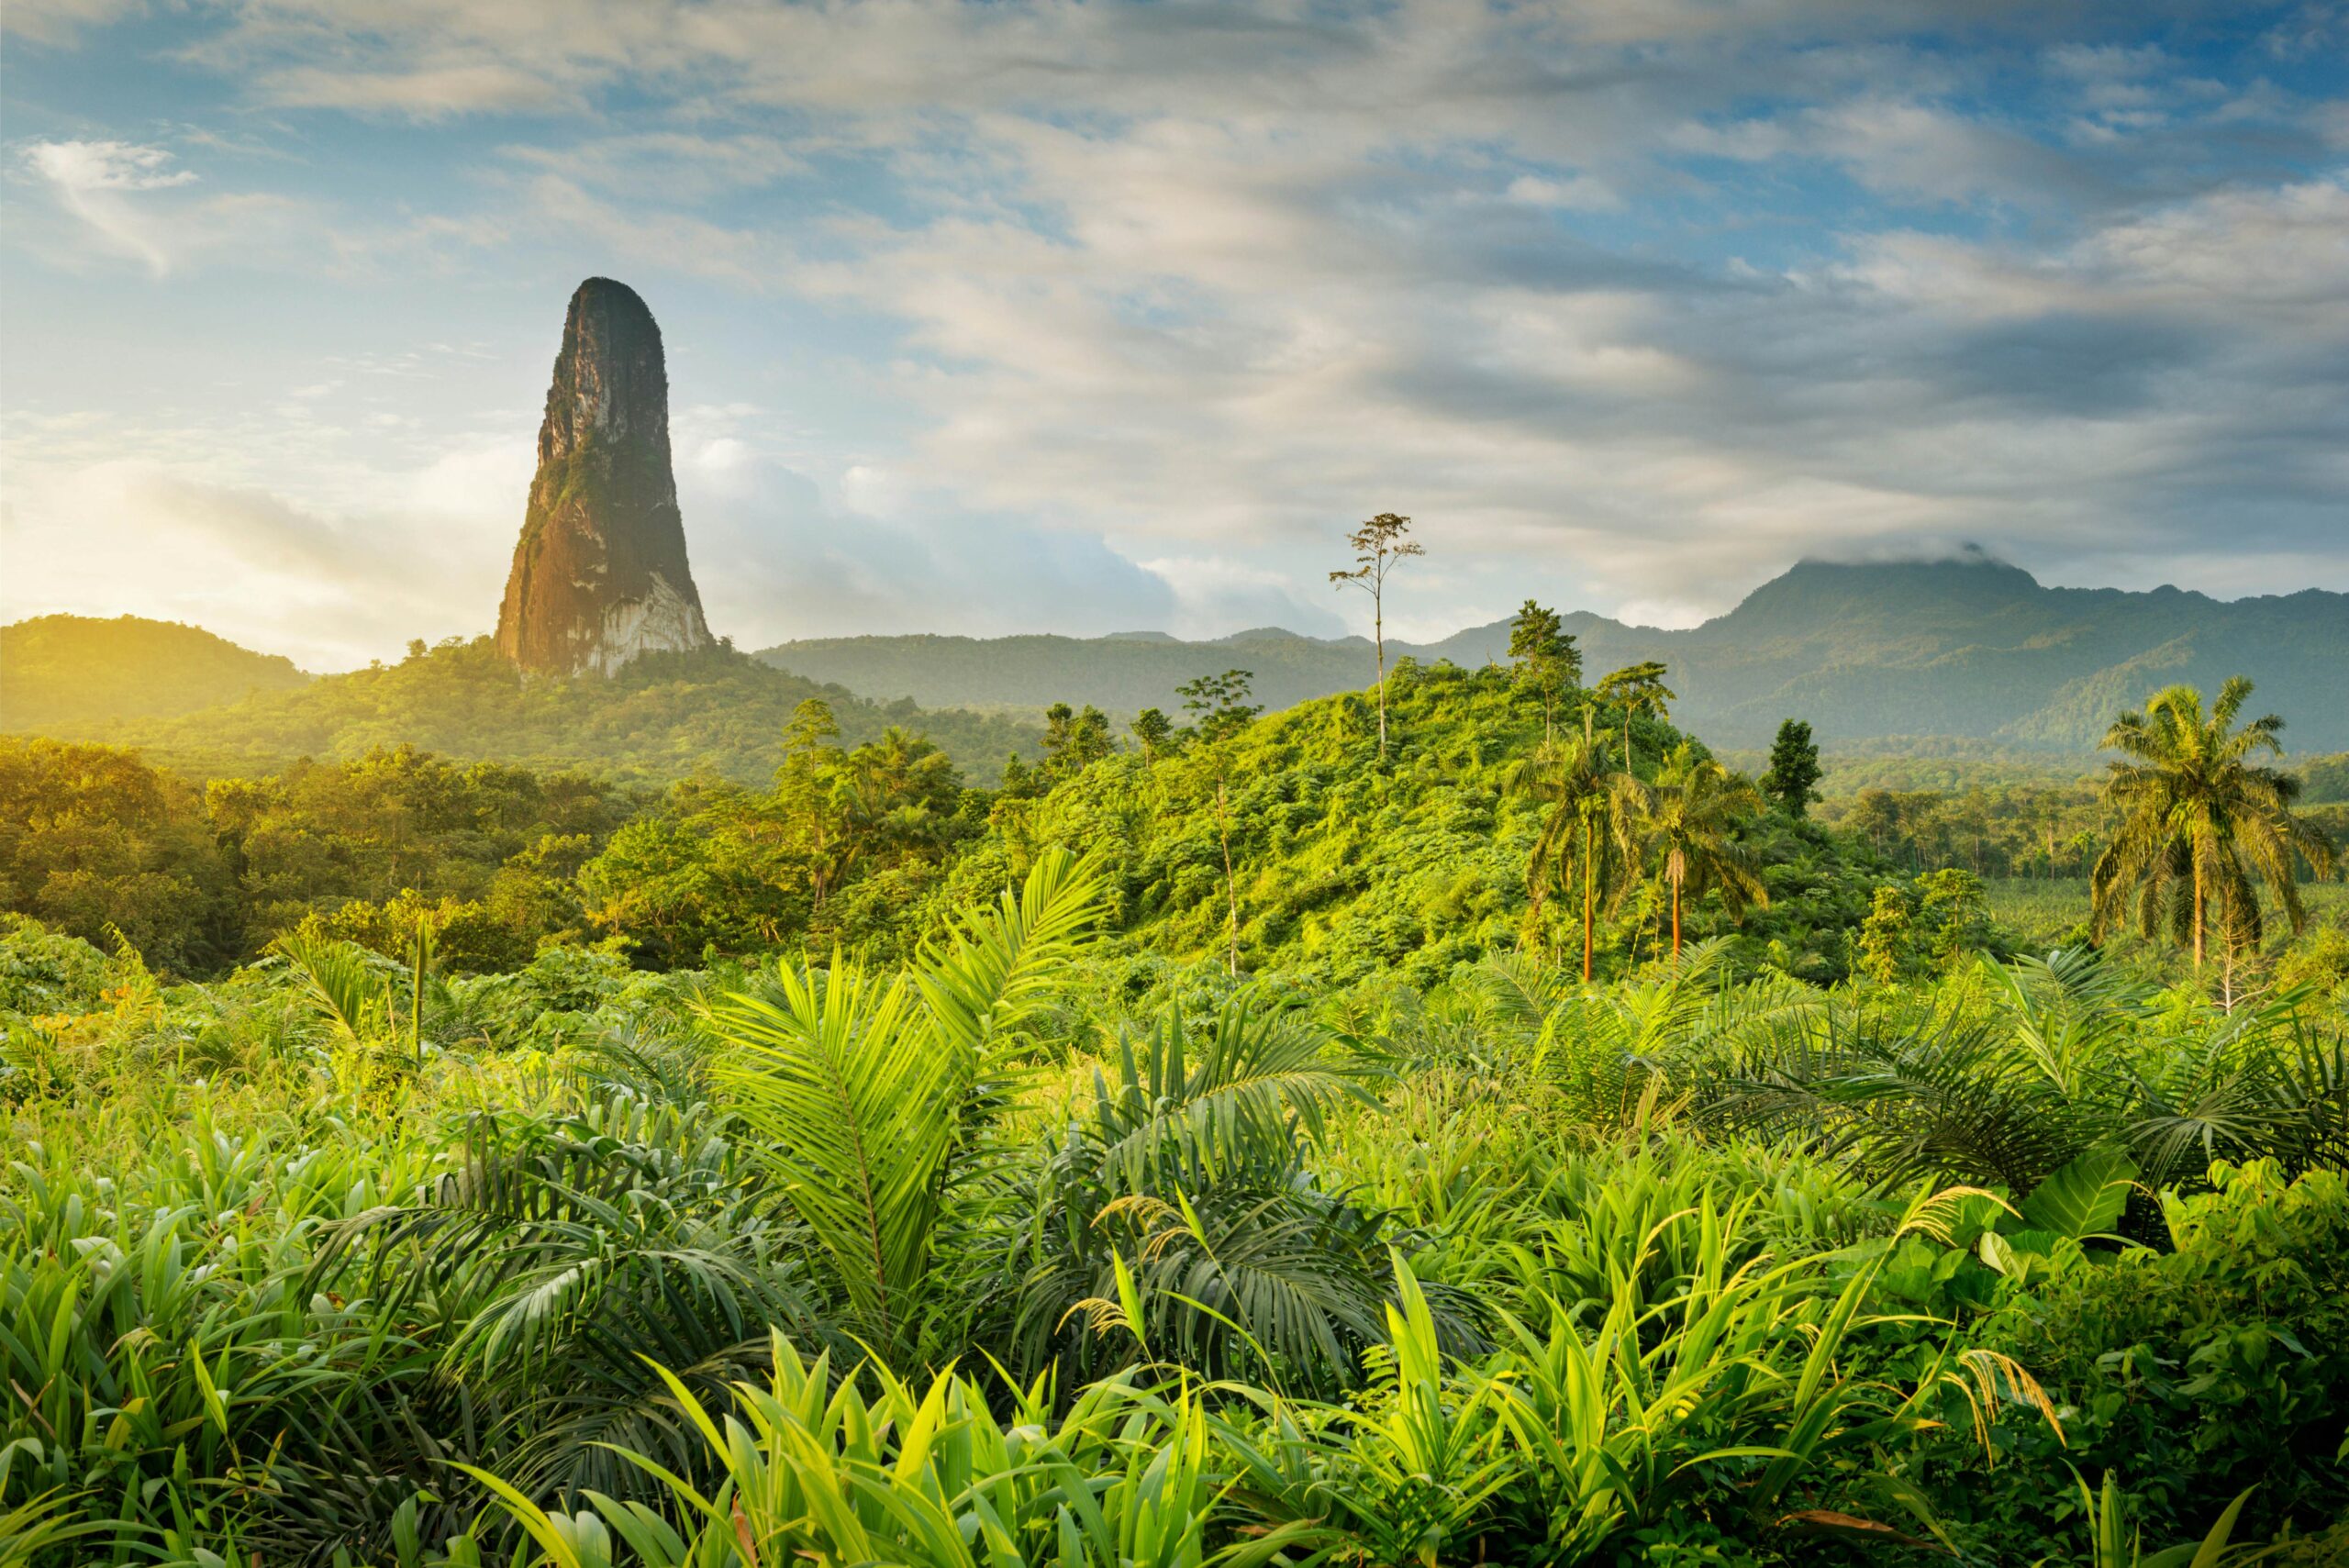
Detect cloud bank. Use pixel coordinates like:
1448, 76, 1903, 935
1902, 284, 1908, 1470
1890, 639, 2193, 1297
3, 0, 2344, 666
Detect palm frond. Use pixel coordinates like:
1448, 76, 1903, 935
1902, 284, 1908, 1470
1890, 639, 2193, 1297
273, 931, 395, 1044
915, 845, 1107, 1120
707, 957, 951, 1353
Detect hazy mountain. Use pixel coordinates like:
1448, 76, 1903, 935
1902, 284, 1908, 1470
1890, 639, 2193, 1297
3, 626, 1039, 787
13, 555, 2339, 780
1, 615, 311, 733
752, 626, 1388, 722
760, 554, 2349, 752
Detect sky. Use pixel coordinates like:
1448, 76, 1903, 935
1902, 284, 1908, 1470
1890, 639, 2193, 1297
3, 0, 2345, 672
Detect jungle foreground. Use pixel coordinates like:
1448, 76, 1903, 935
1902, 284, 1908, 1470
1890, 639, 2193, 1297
4, 657, 2347, 1567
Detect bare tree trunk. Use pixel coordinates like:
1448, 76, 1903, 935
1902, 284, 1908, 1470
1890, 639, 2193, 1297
1218, 773, 1240, 975
1582, 819, 1597, 984
1374, 591, 1387, 761
1671, 879, 1682, 960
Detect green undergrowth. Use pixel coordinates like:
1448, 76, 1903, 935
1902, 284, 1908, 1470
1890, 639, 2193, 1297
4, 854, 2345, 1565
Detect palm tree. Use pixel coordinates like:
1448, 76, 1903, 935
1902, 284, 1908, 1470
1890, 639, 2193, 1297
1179, 670, 1262, 974
1508, 714, 1642, 982
1640, 744, 1770, 959
705, 850, 1108, 1362
2089, 678, 2336, 971
1594, 662, 1675, 775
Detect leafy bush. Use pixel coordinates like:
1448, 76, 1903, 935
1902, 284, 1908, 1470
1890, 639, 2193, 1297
1957, 1160, 2349, 1547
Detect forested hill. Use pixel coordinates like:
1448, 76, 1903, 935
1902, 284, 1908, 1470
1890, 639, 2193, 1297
10, 633, 1041, 786
761, 556, 2349, 752
0, 614, 311, 731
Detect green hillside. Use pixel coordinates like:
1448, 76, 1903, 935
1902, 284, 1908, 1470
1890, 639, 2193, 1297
762, 555, 2349, 751
0, 652, 1898, 984
0, 613, 310, 732
64, 634, 1041, 787
896, 660, 1887, 985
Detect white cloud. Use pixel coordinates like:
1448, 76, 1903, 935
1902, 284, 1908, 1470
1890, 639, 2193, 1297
258, 62, 572, 117
1803, 99, 2097, 208
1, 0, 136, 47
1611, 597, 1712, 631
17, 139, 325, 277
1133, 556, 1347, 640
26, 139, 194, 191
1505, 173, 1623, 212
23, 140, 196, 274
0, 461, 493, 667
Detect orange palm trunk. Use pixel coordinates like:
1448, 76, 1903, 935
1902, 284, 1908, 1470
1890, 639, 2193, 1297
1581, 819, 1598, 983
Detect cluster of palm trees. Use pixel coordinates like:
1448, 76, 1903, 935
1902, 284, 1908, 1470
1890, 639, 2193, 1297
1510, 671, 2339, 988
1510, 669, 1768, 981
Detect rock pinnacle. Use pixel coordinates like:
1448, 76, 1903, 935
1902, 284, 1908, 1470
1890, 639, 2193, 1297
495, 277, 716, 676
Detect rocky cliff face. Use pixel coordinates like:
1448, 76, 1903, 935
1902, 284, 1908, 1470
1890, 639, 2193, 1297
495, 278, 716, 677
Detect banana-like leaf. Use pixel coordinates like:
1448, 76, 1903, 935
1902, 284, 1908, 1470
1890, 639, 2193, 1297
2019, 1146, 2138, 1240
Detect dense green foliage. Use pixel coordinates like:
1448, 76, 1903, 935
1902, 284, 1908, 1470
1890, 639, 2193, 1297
4, 869, 2345, 1566
13, 657, 2341, 1005
5, 641, 2343, 1565
0, 614, 310, 733
912, 660, 1901, 987
0, 713, 1011, 980
0, 738, 640, 975
30, 631, 1039, 788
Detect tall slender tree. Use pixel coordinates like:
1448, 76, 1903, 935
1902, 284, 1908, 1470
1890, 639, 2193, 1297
1507, 599, 1581, 742
1760, 718, 1823, 819
1594, 662, 1675, 775
1131, 707, 1176, 762
2089, 678, 2336, 972
1640, 744, 1770, 958
1042, 702, 1115, 780
1508, 709, 1642, 982
1178, 669, 1263, 974
1329, 512, 1424, 762
775, 697, 845, 909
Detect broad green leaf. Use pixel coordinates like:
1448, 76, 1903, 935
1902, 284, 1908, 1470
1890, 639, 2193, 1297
2019, 1147, 2138, 1240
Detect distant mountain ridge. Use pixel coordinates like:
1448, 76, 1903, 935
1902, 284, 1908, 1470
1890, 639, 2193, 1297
0, 615, 311, 732
760, 556, 2349, 751
10, 557, 2340, 774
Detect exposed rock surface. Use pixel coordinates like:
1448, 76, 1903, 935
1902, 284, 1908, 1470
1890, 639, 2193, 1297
495, 277, 715, 676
